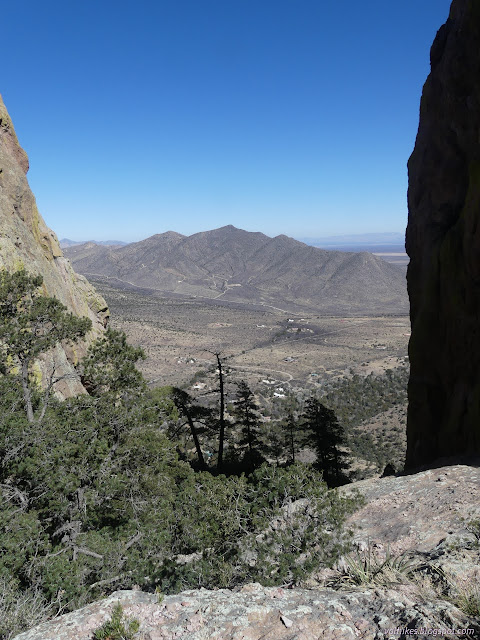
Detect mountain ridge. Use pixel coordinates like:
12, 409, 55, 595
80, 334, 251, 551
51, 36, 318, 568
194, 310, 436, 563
60, 238, 128, 248
65, 225, 408, 315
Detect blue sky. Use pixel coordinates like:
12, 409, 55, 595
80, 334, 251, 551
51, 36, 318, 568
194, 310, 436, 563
2, 0, 452, 242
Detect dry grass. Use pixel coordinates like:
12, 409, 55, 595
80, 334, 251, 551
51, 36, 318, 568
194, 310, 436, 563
329, 542, 422, 589
0, 580, 59, 640
331, 543, 480, 624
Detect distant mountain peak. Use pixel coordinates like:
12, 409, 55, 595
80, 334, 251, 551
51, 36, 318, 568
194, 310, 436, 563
204, 225, 247, 235
60, 238, 128, 248
162, 230, 186, 238
65, 225, 407, 315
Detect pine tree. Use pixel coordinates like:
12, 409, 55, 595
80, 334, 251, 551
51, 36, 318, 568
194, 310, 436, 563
81, 327, 146, 400
301, 397, 349, 485
233, 380, 264, 471
170, 387, 213, 470
0, 269, 92, 423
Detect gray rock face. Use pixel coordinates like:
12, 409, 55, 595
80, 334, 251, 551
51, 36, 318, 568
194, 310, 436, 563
11, 584, 475, 640
0, 95, 108, 396
405, 0, 480, 468
341, 463, 480, 555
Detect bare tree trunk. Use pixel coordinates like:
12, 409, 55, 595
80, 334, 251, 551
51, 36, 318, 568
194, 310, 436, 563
215, 352, 226, 472
21, 358, 34, 423
289, 423, 295, 464
247, 421, 253, 456
185, 409, 207, 470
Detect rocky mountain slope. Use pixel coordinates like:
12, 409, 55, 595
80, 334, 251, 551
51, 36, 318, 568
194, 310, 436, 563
0, 95, 108, 396
65, 225, 408, 315
59, 238, 127, 248
14, 462, 480, 639
405, 0, 480, 468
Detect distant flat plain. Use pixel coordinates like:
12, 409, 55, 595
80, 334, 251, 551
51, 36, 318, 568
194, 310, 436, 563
90, 269, 410, 393
366, 247, 408, 272
311, 243, 409, 273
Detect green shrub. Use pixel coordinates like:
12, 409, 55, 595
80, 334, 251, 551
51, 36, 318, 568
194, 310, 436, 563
92, 603, 139, 640
160, 463, 362, 590
238, 464, 362, 585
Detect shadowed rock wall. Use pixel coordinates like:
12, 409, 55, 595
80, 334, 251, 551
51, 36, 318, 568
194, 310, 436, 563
406, 0, 480, 468
0, 95, 108, 397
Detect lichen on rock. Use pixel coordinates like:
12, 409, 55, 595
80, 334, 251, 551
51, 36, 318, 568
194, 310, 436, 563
0, 94, 108, 396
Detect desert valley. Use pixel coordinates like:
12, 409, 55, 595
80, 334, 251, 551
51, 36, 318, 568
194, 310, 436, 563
2, 0, 480, 638
61, 227, 410, 473
63, 227, 410, 389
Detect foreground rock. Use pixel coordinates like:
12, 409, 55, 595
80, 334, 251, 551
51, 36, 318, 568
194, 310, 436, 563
342, 461, 480, 555
0, 95, 108, 395
405, 0, 480, 467
14, 464, 480, 639
11, 584, 475, 640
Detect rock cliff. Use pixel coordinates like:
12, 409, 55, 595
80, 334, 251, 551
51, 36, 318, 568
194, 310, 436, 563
406, 0, 480, 468
0, 95, 108, 396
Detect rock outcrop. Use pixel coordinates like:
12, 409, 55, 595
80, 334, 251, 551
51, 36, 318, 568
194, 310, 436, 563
0, 95, 108, 396
14, 463, 480, 639
11, 585, 474, 640
405, 0, 480, 468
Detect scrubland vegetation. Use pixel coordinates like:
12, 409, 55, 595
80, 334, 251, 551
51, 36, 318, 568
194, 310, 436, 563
0, 270, 410, 637
0, 269, 369, 638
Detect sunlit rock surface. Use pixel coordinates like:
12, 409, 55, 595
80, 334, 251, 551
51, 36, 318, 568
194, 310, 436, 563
0, 95, 108, 396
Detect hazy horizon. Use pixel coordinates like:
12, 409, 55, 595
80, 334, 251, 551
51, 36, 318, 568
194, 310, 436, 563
3, 0, 451, 242
59, 227, 407, 250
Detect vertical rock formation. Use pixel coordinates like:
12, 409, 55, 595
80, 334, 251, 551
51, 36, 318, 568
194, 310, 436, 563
405, 0, 480, 468
0, 94, 108, 397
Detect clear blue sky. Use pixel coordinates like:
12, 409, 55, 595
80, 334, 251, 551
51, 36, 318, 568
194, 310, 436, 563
2, 0, 452, 242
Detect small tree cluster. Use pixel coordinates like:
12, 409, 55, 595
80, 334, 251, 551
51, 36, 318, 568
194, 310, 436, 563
301, 397, 349, 486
